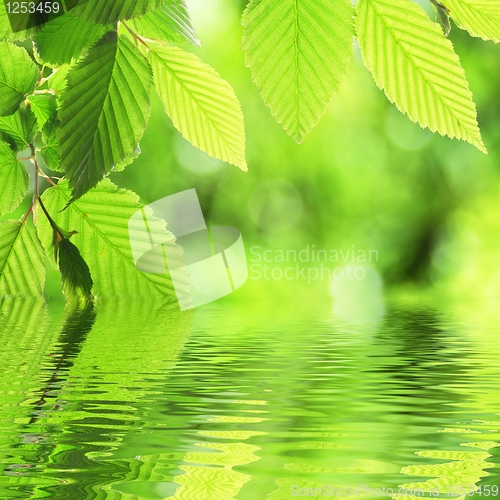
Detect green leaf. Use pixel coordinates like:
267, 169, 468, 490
113, 146, 141, 173
445, 0, 500, 42
27, 94, 57, 129
241, 0, 354, 143
72, 0, 163, 25
47, 65, 71, 96
0, 140, 29, 218
0, 221, 46, 297
0, 2, 15, 39
0, 2, 37, 40
356, 0, 486, 153
150, 46, 247, 170
34, 13, 112, 66
0, 42, 39, 117
0, 103, 38, 152
130, 1, 200, 47
58, 32, 152, 201
38, 178, 183, 299
57, 238, 93, 299
41, 116, 61, 172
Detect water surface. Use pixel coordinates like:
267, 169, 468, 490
0, 286, 499, 499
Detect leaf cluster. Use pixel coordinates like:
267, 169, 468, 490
0, 0, 498, 301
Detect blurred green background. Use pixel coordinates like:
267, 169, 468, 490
114, 0, 500, 300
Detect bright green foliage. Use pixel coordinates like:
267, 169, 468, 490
131, 1, 200, 47
38, 179, 180, 299
0, 3, 37, 40
0, 3, 14, 39
47, 65, 71, 95
58, 238, 94, 299
151, 46, 247, 170
113, 147, 141, 173
73, 0, 163, 25
0, 221, 46, 296
0, 103, 38, 151
0, 0, 498, 301
0, 140, 29, 217
0, 0, 238, 301
0, 42, 39, 116
34, 13, 111, 66
59, 32, 152, 201
445, 0, 500, 42
27, 94, 57, 129
356, 0, 486, 153
241, 0, 355, 143
40, 116, 61, 172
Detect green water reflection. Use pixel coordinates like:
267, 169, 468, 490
0, 285, 499, 499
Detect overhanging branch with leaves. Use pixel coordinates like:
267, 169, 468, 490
0, 0, 497, 302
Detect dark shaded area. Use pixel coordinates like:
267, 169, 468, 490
3, 0, 79, 32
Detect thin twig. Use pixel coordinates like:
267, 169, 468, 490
37, 195, 63, 239
38, 169, 58, 187
122, 21, 150, 49
21, 205, 33, 224
23, 145, 59, 225
30, 144, 39, 197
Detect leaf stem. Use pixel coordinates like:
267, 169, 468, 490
122, 22, 150, 50
21, 205, 33, 224
39, 171, 58, 187
31, 143, 40, 206
24, 143, 58, 227
36, 64, 46, 87
37, 195, 55, 228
